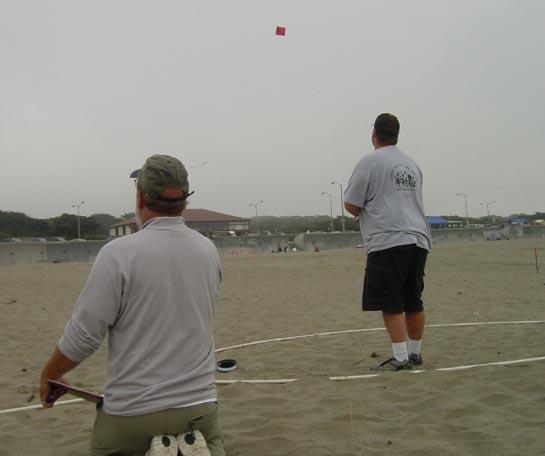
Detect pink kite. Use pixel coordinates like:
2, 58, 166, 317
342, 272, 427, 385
275, 26, 286, 36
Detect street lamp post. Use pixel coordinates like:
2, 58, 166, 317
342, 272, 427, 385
331, 181, 345, 232
71, 200, 85, 239
249, 200, 263, 233
480, 201, 495, 225
321, 191, 333, 232
456, 193, 469, 227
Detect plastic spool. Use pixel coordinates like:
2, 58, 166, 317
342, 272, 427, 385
217, 359, 237, 372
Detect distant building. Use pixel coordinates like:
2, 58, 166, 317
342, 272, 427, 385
446, 220, 465, 229
510, 217, 529, 226
109, 218, 138, 237
109, 209, 250, 238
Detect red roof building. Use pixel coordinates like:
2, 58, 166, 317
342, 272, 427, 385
109, 209, 250, 237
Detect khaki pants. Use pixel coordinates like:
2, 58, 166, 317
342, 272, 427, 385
89, 401, 225, 456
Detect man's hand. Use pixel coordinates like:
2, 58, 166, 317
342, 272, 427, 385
40, 376, 69, 408
40, 346, 79, 408
344, 202, 361, 218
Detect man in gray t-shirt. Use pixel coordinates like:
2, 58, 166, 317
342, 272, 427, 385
344, 113, 431, 371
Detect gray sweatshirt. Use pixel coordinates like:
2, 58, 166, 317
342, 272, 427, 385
59, 217, 222, 416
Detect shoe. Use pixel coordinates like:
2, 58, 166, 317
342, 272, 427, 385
371, 357, 412, 371
144, 435, 178, 456
409, 353, 423, 366
177, 430, 212, 456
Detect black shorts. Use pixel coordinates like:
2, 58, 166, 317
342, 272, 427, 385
362, 244, 428, 313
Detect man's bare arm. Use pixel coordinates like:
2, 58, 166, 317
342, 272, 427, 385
344, 202, 361, 218
40, 346, 79, 407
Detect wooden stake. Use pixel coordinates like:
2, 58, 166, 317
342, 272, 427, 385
535, 248, 539, 274
349, 402, 354, 439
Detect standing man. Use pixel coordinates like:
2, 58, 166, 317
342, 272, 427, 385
40, 155, 225, 455
344, 114, 431, 371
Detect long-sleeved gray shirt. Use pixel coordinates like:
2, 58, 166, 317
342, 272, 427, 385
59, 217, 222, 416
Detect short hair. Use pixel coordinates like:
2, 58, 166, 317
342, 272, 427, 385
374, 113, 399, 145
375, 130, 398, 145
137, 182, 186, 215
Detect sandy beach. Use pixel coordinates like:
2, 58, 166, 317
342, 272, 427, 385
1, 238, 545, 455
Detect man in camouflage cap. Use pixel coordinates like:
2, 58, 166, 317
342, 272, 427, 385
41, 154, 225, 455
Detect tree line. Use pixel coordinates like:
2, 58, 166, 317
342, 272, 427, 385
251, 212, 545, 234
0, 211, 121, 240
2, 210, 544, 240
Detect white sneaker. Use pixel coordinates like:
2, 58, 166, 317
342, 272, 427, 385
177, 430, 212, 456
144, 435, 179, 456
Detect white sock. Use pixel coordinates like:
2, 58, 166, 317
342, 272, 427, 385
392, 342, 408, 362
408, 338, 422, 355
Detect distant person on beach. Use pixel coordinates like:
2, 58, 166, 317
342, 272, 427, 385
40, 155, 225, 455
344, 114, 431, 371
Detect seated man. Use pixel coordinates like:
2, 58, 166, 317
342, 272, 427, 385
40, 155, 225, 456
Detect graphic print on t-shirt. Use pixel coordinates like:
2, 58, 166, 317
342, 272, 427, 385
390, 164, 418, 191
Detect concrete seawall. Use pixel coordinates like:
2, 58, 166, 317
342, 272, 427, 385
294, 226, 545, 251
213, 235, 289, 253
294, 232, 362, 251
3, 226, 543, 264
431, 228, 485, 244
46, 241, 107, 263
0, 243, 48, 267
0, 241, 107, 267
0, 235, 290, 266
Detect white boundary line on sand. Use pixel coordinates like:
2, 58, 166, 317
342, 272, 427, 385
214, 320, 545, 353
330, 356, 545, 380
215, 378, 297, 385
0, 398, 85, 415
5, 355, 545, 414
2, 320, 544, 415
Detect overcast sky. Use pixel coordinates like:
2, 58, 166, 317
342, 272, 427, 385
1, 1, 544, 220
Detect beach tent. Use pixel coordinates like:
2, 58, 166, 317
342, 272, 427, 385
426, 216, 448, 230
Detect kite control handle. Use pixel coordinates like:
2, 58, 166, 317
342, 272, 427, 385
45, 381, 67, 406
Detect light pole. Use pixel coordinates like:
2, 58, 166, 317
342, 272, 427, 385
321, 191, 333, 232
71, 200, 85, 239
456, 193, 469, 227
480, 200, 495, 225
249, 200, 263, 233
331, 181, 345, 232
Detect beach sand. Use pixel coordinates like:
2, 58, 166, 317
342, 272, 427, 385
1, 238, 545, 455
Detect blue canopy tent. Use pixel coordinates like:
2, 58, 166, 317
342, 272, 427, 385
426, 216, 448, 229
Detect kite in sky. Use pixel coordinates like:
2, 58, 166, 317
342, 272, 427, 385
275, 26, 286, 36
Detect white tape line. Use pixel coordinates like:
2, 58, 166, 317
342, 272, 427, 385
215, 378, 297, 385
329, 356, 545, 381
329, 374, 380, 381
215, 320, 545, 353
436, 356, 545, 372
3, 321, 545, 415
427, 320, 545, 328
215, 328, 383, 353
0, 398, 85, 415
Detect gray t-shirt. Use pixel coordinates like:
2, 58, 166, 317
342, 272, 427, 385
344, 145, 431, 253
58, 217, 222, 416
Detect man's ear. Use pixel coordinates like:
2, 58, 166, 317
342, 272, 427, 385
137, 191, 145, 209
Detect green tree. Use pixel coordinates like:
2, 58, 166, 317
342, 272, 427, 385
0, 211, 48, 236
47, 214, 78, 239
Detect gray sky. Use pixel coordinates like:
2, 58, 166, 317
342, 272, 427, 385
2, 0, 544, 220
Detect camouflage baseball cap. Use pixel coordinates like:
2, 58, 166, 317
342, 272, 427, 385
130, 155, 191, 204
